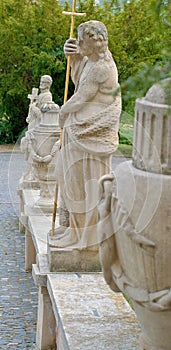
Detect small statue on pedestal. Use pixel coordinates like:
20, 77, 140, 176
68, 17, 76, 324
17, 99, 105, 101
20, 75, 59, 185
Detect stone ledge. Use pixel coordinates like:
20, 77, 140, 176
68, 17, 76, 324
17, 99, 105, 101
47, 273, 140, 350
20, 188, 54, 215
32, 263, 47, 287
19, 213, 28, 229
28, 215, 52, 255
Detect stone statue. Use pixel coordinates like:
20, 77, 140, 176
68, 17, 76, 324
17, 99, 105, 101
26, 88, 39, 131
98, 79, 171, 350
54, 20, 121, 249
26, 75, 59, 129
20, 75, 59, 185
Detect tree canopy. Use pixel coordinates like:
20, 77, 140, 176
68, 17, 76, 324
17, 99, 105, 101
0, 0, 170, 143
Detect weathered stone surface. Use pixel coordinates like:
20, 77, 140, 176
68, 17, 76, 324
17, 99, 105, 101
36, 286, 56, 350
47, 273, 140, 350
133, 78, 171, 174
27, 215, 53, 272
47, 236, 101, 272
20, 75, 60, 214
53, 20, 121, 251
98, 78, 171, 350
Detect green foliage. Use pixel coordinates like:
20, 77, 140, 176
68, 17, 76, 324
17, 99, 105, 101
119, 126, 134, 145
117, 143, 132, 157
0, 0, 69, 143
0, 112, 14, 144
0, 0, 170, 143
117, 0, 171, 117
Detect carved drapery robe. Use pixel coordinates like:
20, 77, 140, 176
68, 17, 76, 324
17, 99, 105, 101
56, 52, 121, 249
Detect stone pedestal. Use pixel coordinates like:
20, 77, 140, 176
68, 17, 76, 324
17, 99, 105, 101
32, 110, 60, 213
19, 178, 39, 190
47, 234, 101, 272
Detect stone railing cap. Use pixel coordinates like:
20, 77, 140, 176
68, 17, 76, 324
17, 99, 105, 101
144, 78, 171, 106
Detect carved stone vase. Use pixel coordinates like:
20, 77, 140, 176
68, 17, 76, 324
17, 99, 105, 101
98, 79, 171, 350
32, 109, 60, 212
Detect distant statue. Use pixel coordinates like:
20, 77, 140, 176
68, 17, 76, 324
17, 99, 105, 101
26, 75, 58, 130
54, 20, 121, 249
20, 75, 59, 183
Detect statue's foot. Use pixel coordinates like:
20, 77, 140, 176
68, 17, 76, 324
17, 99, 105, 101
49, 225, 66, 239
54, 227, 70, 240
78, 240, 99, 251
53, 228, 78, 248
85, 244, 99, 252
54, 225, 67, 236
79, 234, 99, 251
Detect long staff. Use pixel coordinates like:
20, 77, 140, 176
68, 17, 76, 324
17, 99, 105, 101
51, 4, 86, 236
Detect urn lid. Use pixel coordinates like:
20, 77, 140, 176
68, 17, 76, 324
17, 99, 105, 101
144, 78, 171, 105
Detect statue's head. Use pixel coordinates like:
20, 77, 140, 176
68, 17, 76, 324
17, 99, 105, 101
78, 20, 109, 59
39, 75, 52, 90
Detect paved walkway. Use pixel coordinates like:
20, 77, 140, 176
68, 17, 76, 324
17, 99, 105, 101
0, 151, 37, 350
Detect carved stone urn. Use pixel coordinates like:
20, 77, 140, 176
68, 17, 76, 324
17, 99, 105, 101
32, 109, 60, 212
98, 79, 171, 350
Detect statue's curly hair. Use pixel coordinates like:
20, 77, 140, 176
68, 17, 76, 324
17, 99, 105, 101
41, 75, 52, 86
78, 20, 108, 41
78, 20, 111, 60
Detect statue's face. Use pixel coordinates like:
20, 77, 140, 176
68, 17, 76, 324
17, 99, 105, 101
78, 34, 96, 57
39, 78, 50, 90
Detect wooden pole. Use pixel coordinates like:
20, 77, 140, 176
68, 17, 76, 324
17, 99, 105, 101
51, 4, 86, 236
51, 183, 58, 236
62, 8, 86, 105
